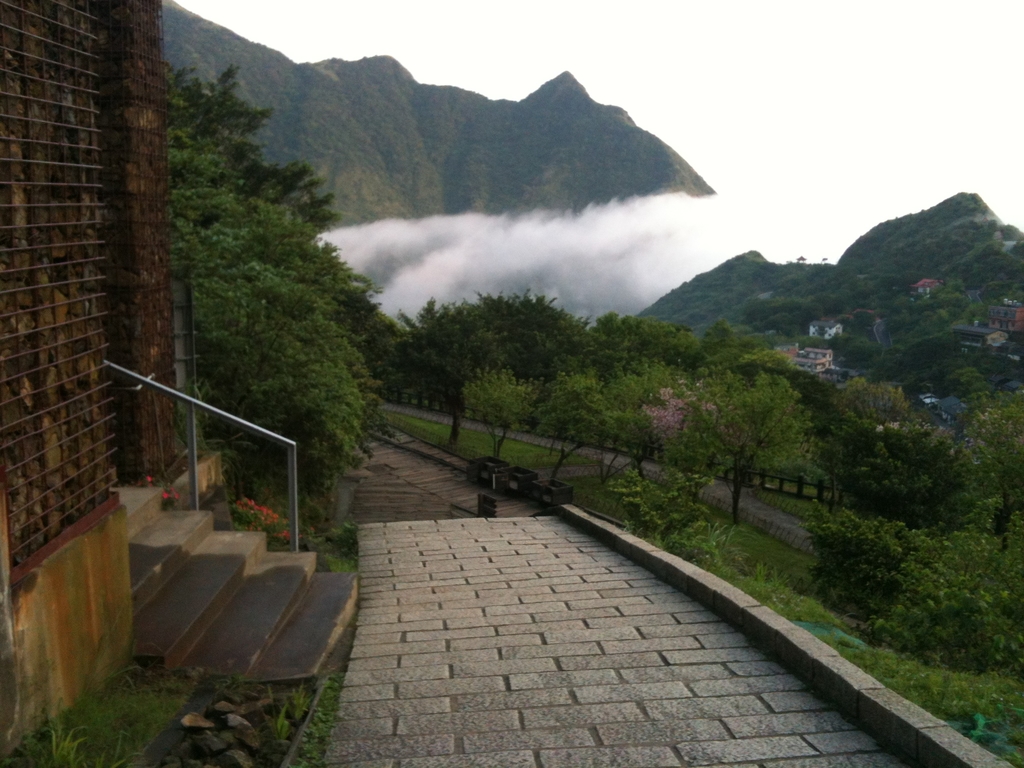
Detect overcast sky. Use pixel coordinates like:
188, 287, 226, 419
173, 0, 1024, 313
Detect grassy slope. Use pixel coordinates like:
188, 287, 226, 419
386, 412, 595, 469
3, 667, 194, 766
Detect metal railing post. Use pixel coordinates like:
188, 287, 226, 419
287, 444, 299, 553
186, 401, 199, 511
105, 361, 301, 550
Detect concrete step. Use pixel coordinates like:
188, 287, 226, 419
179, 552, 316, 675
133, 531, 265, 667
130, 509, 214, 610
250, 572, 358, 681
119, 486, 165, 540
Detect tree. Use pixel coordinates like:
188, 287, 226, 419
582, 313, 702, 380
464, 369, 536, 458
835, 420, 970, 530
602, 364, 677, 480
392, 300, 496, 444
475, 293, 587, 383
651, 373, 809, 523
535, 373, 607, 480
169, 67, 336, 230
169, 67, 382, 496
968, 396, 1024, 541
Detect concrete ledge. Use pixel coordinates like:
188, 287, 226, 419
555, 504, 1009, 768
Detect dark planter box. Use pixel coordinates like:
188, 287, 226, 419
478, 457, 509, 483
506, 466, 538, 495
526, 479, 574, 506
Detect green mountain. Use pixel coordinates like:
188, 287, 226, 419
640, 193, 1024, 333
162, 0, 714, 223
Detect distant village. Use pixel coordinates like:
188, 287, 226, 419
775, 279, 1023, 428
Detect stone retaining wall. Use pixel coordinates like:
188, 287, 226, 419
556, 504, 1007, 768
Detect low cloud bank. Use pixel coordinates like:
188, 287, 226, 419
323, 193, 800, 318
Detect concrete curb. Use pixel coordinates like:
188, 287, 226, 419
556, 504, 1009, 768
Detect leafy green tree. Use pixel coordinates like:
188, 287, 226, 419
169, 67, 337, 230
835, 420, 971, 530
813, 379, 912, 511
169, 67, 382, 496
612, 468, 709, 539
601, 364, 677, 480
475, 293, 587, 383
968, 397, 1024, 540
582, 313, 702, 380
535, 373, 607, 480
464, 369, 536, 458
655, 373, 810, 523
393, 300, 496, 444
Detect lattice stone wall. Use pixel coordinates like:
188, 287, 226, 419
95, 0, 175, 480
1, 0, 174, 576
0, 0, 117, 573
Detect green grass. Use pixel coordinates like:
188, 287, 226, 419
293, 675, 342, 768
386, 413, 596, 470
751, 487, 823, 520
2, 666, 195, 767
571, 475, 816, 591
701, 505, 816, 590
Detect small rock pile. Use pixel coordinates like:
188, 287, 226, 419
160, 686, 307, 768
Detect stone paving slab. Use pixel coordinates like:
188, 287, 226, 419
329, 518, 905, 767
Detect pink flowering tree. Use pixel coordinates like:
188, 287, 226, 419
653, 373, 809, 524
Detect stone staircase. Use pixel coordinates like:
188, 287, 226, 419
121, 485, 357, 680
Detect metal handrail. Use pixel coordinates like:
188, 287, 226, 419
105, 361, 300, 552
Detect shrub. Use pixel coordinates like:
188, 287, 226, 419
874, 526, 1024, 677
611, 468, 707, 539
805, 506, 927, 617
231, 497, 290, 546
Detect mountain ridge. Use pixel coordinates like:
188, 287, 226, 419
162, 0, 714, 222
639, 193, 1024, 333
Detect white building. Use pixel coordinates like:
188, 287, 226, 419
809, 319, 843, 339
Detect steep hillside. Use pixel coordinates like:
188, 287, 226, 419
163, 0, 714, 222
639, 252, 785, 330
641, 194, 1023, 332
837, 193, 1012, 278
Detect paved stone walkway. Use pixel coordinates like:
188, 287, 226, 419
346, 441, 537, 525
329, 518, 901, 768
383, 403, 812, 552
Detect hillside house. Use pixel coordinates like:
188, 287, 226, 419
988, 301, 1024, 333
952, 323, 1008, 350
935, 396, 967, 423
809, 319, 843, 339
911, 278, 943, 295
793, 347, 834, 375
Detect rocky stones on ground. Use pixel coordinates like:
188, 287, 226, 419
181, 713, 216, 730
167, 684, 309, 768
211, 700, 238, 715
215, 749, 254, 768
225, 713, 252, 730
192, 731, 230, 757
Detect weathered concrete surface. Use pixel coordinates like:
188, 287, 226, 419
332, 518, 898, 767
2, 506, 134, 755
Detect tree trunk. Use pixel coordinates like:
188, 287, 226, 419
551, 445, 573, 481
448, 403, 462, 445
730, 458, 743, 525
496, 429, 507, 459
